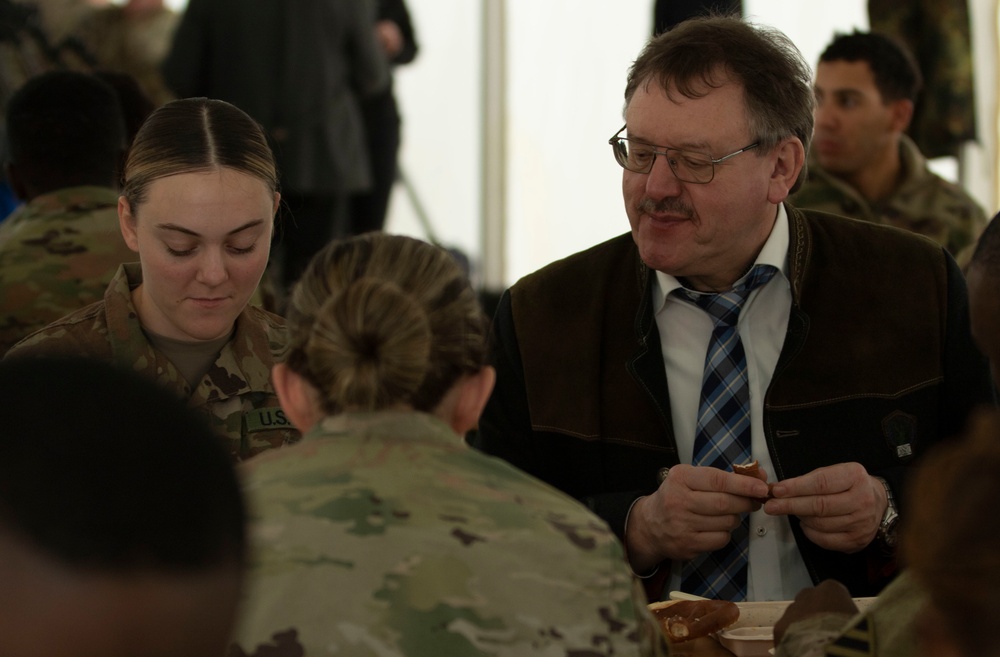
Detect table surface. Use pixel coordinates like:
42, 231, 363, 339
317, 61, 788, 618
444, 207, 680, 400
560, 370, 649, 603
669, 637, 738, 656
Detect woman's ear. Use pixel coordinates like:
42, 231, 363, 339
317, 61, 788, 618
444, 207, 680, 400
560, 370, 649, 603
271, 363, 322, 433
448, 367, 497, 436
118, 196, 140, 252
767, 136, 806, 204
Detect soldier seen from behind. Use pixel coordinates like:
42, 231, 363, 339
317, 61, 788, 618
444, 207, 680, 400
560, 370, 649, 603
230, 233, 670, 657
0, 69, 136, 356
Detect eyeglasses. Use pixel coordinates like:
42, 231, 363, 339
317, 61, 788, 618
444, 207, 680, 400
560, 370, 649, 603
608, 125, 759, 184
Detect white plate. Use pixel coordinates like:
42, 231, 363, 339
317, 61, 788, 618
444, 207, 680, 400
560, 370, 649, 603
730, 598, 875, 629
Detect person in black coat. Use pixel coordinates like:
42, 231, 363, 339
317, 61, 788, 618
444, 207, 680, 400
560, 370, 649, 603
348, 0, 418, 236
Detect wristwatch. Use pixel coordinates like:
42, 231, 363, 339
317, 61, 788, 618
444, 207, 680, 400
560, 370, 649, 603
874, 476, 899, 549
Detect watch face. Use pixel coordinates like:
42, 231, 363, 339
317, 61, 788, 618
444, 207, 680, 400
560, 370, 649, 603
880, 515, 899, 549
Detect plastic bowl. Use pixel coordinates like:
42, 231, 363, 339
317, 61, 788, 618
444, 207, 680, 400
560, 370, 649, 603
716, 626, 774, 656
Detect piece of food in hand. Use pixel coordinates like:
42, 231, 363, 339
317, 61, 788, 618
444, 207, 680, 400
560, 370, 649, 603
732, 460, 763, 479
733, 459, 773, 502
650, 599, 741, 643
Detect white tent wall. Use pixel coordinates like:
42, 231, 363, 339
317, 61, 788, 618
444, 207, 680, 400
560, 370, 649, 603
163, 1, 998, 291
386, 0, 997, 291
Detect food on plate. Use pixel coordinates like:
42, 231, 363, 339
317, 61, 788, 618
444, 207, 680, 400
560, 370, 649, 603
650, 599, 741, 643
733, 459, 773, 502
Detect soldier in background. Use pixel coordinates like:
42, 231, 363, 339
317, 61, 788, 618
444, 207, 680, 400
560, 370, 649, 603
0, 0, 96, 218
0, 69, 134, 356
789, 30, 986, 264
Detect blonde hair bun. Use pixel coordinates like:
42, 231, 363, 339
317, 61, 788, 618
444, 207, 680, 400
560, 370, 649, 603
304, 277, 432, 412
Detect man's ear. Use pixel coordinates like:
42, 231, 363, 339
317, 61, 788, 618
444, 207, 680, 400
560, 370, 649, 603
888, 98, 914, 134
118, 196, 140, 252
767, 136, 806, 204
448, 366, 496, 436
271, 362, 322, 433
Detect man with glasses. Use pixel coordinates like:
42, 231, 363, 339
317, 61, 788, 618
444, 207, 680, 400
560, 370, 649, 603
473, 15, 992, 604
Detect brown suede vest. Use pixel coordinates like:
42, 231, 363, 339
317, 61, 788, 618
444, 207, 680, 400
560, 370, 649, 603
504, 206, 986, 595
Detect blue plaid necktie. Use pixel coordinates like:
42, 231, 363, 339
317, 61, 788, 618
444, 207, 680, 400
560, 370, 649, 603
675, 264, 777, 601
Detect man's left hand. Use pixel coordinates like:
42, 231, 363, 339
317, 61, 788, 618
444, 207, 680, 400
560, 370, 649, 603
763, 462, 885, 553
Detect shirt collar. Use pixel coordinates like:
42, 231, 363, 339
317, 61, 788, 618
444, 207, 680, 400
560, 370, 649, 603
652, 204, 790, 313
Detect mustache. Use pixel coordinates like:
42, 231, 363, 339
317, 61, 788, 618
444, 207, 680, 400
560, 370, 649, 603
637, 197, 694, 218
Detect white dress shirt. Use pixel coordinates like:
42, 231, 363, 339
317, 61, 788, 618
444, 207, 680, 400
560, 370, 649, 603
651, 204, 813, 601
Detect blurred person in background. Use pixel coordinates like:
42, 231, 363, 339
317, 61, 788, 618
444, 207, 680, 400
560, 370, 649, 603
0, 70, 134, 355
162, 0, 388, 301
347, 0, 417, 237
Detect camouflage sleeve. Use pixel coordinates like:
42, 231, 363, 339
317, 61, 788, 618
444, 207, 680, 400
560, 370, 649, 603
631, 578, 672, 657
775, 614, 854, 657
3, 312, 109, 361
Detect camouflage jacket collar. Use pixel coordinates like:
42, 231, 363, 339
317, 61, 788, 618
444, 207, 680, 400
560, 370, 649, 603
310, 410, 459, 449
104, 264, 277, 401
803, 135, 932, 214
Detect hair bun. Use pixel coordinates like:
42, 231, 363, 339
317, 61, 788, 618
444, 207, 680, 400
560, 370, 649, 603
304, 277, 432, 412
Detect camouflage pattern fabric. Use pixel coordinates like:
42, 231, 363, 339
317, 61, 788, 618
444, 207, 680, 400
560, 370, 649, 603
4, 263, 300, 461
790, 135, 986, 261
776, 572, 924, 657
72, 5, 179, 105
231, 411, 670, 657
869, 0, 976, 159
0, 186, 134, 357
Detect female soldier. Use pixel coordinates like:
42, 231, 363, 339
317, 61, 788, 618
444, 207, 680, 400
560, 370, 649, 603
5, 97, 299, 460
229, 233, 668, 656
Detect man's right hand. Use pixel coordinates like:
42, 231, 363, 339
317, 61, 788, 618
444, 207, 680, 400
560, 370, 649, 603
625, 464, 770, 573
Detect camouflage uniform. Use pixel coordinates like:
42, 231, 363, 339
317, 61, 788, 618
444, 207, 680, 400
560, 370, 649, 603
231, 411, 670, 657
4, 263, 300, 460
790, 135, 986, 260
0, 186, 134, 356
